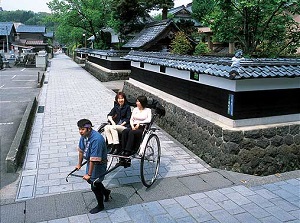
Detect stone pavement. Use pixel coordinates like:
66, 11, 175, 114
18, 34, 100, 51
0, 53, 299, 223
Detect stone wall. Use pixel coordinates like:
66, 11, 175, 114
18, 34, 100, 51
123, 81, 300, 176
85, 61, 130, 82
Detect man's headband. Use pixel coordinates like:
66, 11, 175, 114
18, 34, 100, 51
83, 124, 92, 128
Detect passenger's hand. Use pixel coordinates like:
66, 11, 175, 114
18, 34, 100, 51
83, 174, 91, 181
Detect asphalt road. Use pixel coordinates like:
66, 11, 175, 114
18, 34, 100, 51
0, 66, 41, 189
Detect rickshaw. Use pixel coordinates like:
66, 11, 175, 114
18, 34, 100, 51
66, 98, 165, 188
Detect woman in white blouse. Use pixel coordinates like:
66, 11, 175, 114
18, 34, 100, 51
120, 95, 152, 156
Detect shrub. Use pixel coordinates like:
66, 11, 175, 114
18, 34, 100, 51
194, 42, 211, 55
170, 31, 193, 55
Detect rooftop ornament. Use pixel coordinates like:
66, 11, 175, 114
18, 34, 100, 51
229, 50, 244, 79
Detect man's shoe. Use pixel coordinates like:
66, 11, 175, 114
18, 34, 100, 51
104, 189, 111, 202
89, 205, 104, 214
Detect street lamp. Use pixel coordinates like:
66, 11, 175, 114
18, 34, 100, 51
83, 33, 86, 48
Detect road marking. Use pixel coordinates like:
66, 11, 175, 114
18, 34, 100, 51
21, 68, 26, 71
11, 75, 16, 79
0, 85, 4, 89
0, 122, 14, 125
0, 101, 29, 103
13, 80, 36, 82
0, 87, 33, 89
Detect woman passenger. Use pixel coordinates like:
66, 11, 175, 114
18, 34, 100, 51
121, 95, 152, 156
104, 92, 131, 155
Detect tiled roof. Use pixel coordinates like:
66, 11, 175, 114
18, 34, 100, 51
26, 40, 47, 45
88, 49, 130, 57
168, 5, 186, 15
17, 25, 46, 33
122, 20, 176, 49
0, 22, 14, 35
123, 51, 300, 80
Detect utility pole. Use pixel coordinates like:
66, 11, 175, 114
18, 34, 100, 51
6, 25, 9, 53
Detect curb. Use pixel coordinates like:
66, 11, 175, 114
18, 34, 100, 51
6, 97, 38, 173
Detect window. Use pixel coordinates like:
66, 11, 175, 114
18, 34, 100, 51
190, 71, 199, 81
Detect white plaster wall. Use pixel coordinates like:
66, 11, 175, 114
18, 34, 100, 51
130, 62, 300, 92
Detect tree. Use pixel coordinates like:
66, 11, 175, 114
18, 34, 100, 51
140, 0, 174, 19
48, 0, 113, 48
108, 0, 147, 39
109, 0, 174, 41
192, 0, 300, 57
170, 31, 193, 55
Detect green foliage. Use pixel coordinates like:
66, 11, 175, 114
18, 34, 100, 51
194, 42, 211, 55
0, 10, 54, 29
48, 0, 113, 48
46, 0, 177, 48
192, 0, 300, 57
170, 31, 193, 55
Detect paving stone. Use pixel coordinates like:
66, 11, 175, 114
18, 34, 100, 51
196, 197, 222, 212
217, 199, 245, 215
48, 218, 69, 223
178, 175, 212, 192
246, 194, 275, 208
270, 197, 299, 212
231, 185, 256, 196
176, 216, 197, 223
107, 207, 131, 223
21, 175, 36, 186
204, 190, 228, 202
241, 202, 270, 219
25, 196, 57, 222
260, 216, 283, 223
153, 213, 174, 223
68, 214, 90, 223
163, 202, 190, 219
209, 209, 239, 223
265, 205, 297, 221
234, 212, 261, 223
18, 185, 34, 199
174, 195, 199, 208
186, 205, 214, 222
54, 192, 87, 218
124, 204, 153, 223
224, 191, 252, 206
0, 202, 25, 223
141, 201, 167, 217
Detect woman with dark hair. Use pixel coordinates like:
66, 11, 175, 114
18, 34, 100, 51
121, 95, 152, 156
104, 92, 131, 155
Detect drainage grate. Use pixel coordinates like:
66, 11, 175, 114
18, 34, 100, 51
37, 106, 45, 113
44, 81, 48, 84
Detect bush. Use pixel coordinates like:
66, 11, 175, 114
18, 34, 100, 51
194, 42, 211, 55
170, 31, 193, 55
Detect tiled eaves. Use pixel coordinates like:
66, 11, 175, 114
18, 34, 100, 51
88, 49, 130, 57
122, 51, 300, 80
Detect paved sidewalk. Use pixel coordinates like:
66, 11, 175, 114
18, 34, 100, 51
0, 54, 299, 223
